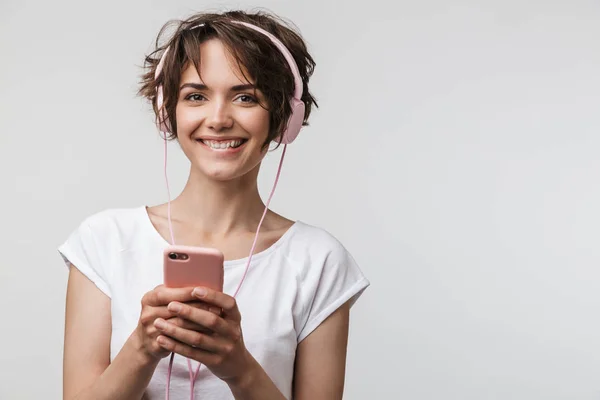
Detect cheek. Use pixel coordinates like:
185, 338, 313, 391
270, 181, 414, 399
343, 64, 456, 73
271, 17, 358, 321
239, 109, 270, 138
175, 107, 200, 135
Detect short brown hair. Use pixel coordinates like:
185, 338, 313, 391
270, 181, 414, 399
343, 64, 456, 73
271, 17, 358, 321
138, 9, 318, 148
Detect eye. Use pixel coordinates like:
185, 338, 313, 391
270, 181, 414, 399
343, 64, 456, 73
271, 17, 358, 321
236, 94, 257, 104
184, 93, 206, 102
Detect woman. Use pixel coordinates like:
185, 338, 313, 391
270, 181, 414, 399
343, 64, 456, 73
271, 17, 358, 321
59, 9, 369, 400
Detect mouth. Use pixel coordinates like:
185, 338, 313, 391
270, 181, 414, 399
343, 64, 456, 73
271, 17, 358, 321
195, 138, 248, 152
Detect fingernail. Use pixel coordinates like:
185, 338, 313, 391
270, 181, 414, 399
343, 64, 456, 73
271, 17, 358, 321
168, 302, 182, 312
155, 319, 166, 329
193, 287, 207, 298
157, 336, 169, 346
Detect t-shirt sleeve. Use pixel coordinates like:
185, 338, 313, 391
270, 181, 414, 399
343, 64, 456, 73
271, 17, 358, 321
58, 217, 111, 297
295, 240, 370, 343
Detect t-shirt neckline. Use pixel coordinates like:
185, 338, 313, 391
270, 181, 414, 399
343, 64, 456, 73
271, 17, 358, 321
139, 205, 300, 268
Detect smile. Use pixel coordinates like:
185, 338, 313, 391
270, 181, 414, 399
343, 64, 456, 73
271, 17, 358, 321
196, 138, 248, 152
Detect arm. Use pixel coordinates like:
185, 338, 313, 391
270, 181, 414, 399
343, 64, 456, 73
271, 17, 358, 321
227, 302, 350, 400
293, 301, 350, 400
63, 265, 160, 400
230, 301, 351, 399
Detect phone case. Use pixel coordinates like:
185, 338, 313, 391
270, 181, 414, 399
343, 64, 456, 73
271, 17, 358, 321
163, 245, 224, 291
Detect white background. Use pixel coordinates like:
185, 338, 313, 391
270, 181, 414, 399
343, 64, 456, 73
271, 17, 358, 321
1, 0, 599, 398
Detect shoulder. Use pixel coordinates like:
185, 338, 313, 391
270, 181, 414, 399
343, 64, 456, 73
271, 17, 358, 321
281, 220, 362, 275
69, 206, 148, 247
286, 221, 349, 255
79, 206, 144, 228
58, 206, 147, 297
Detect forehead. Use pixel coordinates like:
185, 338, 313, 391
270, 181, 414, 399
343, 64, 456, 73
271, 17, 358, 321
180, 38, 252, 85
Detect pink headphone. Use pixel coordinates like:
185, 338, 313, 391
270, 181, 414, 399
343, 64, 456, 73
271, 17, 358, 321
153, 19, 306, 400
154, 20, 306, 144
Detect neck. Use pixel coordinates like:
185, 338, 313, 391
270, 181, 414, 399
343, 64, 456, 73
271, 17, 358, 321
171, 165, 267, 235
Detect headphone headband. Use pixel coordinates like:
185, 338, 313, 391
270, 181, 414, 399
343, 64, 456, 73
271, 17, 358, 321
154, 20, 305, 144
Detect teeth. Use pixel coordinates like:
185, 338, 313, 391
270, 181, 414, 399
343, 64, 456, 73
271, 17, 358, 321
202, 139, 243, 149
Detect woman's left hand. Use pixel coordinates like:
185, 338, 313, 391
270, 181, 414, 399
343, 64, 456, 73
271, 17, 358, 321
153, 287, 255, 385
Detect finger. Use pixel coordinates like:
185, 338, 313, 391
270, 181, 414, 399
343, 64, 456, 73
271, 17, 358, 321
185, 301, 222, 315
156, 335, 221, 366
140, 305, 177, 326
167, 317, 214, 334
168, 302, 235, 337
185, 301, 210, 311
191, 287, 240, 322
154, 318, 228, 353
167, 301, 222, 332
142, 286, 198, 306
140, 302, 210, 325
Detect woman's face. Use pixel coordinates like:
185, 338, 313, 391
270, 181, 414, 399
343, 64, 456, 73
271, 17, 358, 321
175, 38, 270, 182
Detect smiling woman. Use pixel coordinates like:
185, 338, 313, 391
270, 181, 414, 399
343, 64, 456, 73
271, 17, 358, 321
58, 9, 369, 400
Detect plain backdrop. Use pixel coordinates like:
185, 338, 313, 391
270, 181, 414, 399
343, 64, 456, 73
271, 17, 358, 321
1, 0, 600, 399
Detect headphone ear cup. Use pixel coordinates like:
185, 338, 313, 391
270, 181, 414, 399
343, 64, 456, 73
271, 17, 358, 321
276, 99, 305, 144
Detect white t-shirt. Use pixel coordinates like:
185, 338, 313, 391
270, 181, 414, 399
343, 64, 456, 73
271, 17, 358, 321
58, 206, 369, 399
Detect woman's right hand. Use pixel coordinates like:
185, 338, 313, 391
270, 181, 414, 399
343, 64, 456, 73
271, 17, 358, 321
133, 284, 219, 361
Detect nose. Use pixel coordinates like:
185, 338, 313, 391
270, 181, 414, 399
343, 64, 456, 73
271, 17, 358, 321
205, 99, 234, 131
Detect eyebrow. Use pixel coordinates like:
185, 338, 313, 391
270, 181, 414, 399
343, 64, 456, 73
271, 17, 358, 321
179, 83, 256, 92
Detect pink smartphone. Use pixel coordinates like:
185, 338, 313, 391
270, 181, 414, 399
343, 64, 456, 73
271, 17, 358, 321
163, 245, 224, 291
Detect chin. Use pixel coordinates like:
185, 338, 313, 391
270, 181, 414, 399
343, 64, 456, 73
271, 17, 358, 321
192, 161, 257, 183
